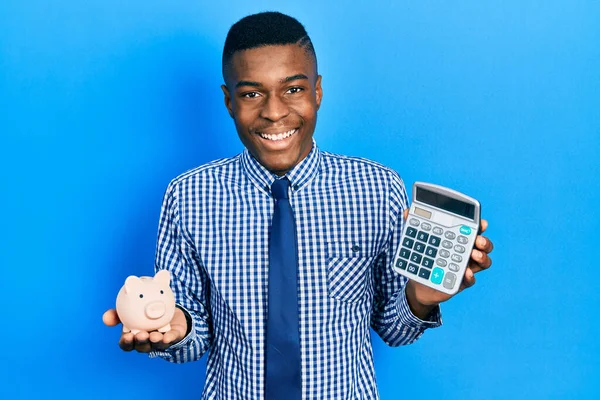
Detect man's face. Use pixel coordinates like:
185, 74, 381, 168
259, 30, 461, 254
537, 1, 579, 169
222, 44, 322, 176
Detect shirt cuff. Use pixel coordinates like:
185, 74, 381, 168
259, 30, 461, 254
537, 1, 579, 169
148, 304, 196, 359
396, 284, 443, 329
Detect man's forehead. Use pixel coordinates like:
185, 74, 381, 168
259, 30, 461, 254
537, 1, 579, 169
226, 44, 316, 85
234, 73, 310, 89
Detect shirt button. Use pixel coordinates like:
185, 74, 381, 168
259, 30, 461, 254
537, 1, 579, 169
351, 245, 361, 252
293, 184, 299, 190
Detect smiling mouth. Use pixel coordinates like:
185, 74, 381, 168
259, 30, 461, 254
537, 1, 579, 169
257, 128, 298, 141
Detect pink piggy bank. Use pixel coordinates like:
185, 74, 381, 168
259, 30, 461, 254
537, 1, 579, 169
116, 270, 176, 335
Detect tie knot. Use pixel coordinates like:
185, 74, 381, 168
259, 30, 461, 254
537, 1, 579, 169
271, 178, 290, 199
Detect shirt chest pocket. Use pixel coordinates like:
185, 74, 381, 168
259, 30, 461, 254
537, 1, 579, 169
326, 241, 377, 303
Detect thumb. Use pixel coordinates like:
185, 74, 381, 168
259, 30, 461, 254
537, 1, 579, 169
403, 208, 409, 220
102, 309, 121, 327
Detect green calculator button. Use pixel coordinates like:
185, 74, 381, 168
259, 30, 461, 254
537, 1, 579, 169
460, 226, 472, 235
430, 267, 444, 285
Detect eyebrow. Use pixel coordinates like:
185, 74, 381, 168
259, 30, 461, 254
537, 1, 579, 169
235, 73, 309, 89
235, 80, 261, 89
282, 73, 309, 83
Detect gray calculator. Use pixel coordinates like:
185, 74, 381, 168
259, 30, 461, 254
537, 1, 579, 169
392, 182, 481, 295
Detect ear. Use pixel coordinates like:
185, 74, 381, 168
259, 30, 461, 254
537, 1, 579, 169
155, 269, 171, 285
221, 84, 234, 119
124, 276, 141, 294
314, 75, 323, 111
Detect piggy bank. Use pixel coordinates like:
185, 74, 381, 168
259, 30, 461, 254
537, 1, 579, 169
116, 270, 176, 334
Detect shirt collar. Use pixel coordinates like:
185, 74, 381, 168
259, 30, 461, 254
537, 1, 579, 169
241, 140, 322, 195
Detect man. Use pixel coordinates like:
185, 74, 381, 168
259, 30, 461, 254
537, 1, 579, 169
103, 11, 493, 399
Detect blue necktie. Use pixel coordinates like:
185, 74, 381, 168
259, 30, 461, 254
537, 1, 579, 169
265, 177, 301, 399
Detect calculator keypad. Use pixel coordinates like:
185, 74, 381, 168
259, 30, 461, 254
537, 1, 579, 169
395, 220, 475, 293
414, 243, 426, 253
402, 237, 415, 248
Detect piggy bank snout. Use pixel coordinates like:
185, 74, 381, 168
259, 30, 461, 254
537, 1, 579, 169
145, 301, 167, 319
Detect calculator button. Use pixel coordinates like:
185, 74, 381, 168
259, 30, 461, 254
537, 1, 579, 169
400, 248, 411, 259
407, 263, 419, 275
430, 267, 444, 284
443, 272, 457, 289
417, 231, 429, 242
418, 268, 431, 279
451, 254, 463, 263
409, 218, 420, 227
421, 223, 432, 231
406, 227, 418, 238
440, 250, 450, 258
428, 235, 441, 247
454, 244, 465, 254
460, 226, 472, 235
414, 243, 426, 254
396, 259, 408, 270
442, 240, 453, 249
433, 227, 443, 235
410, 253, 423, 264
457, 236, 468, 244
425, 246, 438, 258
448, 263, 459, 272
422, 257, 434, 269
445, 232, 456, 240
402, 238, 415, 248
436, 258, 447, 267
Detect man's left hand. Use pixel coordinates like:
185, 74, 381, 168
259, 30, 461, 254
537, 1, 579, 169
403, 209, 494, 318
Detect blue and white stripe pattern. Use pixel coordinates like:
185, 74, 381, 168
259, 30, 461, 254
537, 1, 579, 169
150, 142, 441, 399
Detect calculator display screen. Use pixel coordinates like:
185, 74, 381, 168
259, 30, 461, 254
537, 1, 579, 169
416, 187, 475, 219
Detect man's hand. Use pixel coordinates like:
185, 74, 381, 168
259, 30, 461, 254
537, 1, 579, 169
402, 209, 494, 319
102, 307, 188, 353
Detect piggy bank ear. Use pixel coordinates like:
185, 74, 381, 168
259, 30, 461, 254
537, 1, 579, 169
155, 269, 171, 286
124, 275, 142, 294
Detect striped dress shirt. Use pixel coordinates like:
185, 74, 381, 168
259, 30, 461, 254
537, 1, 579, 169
150, 142, 441, 399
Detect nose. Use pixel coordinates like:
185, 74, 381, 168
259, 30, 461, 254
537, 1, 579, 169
260, 94, 289, 122
145, 301, 166, 319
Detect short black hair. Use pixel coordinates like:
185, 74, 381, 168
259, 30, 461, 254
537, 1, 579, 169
222, 11, 317, 79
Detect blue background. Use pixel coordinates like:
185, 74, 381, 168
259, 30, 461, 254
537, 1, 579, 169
2, 1, 599, 398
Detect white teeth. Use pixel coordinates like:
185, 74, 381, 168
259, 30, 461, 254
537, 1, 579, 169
258, 128, 297, 141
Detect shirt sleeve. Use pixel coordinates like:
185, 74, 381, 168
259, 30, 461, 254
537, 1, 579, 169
148, 180, 213, 363
370, 170, 442, 347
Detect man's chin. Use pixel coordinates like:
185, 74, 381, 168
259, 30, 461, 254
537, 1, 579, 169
259, 157, 297, 176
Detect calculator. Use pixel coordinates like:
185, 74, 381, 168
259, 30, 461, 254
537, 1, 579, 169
392, 182, 481, 295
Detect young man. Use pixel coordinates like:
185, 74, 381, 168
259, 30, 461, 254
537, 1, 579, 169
103, 11, 493, 399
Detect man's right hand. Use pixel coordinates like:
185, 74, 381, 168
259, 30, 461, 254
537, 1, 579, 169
102, 307, 188, 353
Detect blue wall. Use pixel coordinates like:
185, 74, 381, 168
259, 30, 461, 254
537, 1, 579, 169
2, 1, 599, 398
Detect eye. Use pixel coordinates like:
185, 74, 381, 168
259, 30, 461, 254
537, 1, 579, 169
139, 294, 144, 298
287, 87, 303, 94
160, 290, 164, 294
242, 91, 260, 98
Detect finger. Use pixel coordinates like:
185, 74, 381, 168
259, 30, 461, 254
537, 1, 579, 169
475, 235, 494, 254
102, 309, 121, 327
462, 267, 476, 289
135, 331, 150, 343
135, 342, 152, 353
132, 330, 152, 352
470, 248, 485, 266
479, 219, 488, 234
119, 332, 135, 352
471, 248, 492, 270
403, 208, 409, 220
163, 329, 183, 345
149, 331, 164, 344
150, 331, 170, 351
